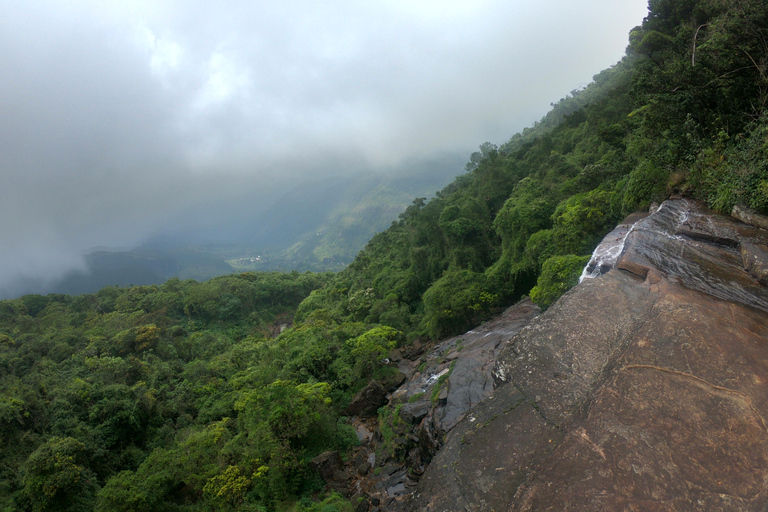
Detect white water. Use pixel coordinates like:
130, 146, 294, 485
579, 200, 699, 283
425, 368, 450, 386
579, 222, 637, 283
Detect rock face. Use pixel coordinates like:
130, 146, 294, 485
742, 241, 768, 285
409, 199, 768, 511
333, 299, 541, 510
733, 203, 768, 231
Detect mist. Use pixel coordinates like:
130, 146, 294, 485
0, 0, 649, 297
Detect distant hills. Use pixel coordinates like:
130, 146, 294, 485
6, 155, 463, 297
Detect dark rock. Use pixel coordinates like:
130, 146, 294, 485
387, 483, 407, 498
416, 417, 440, 459
399, 402, 430, 424
412, 384, 563, 511
388, 348, 403, 362
436, 299, 540, 432
352, 494, 370, 512
733, 203, 768, 230
326, 482, 353, 498
380, 370, 407, 392
405, 447, 423, 471
677, 221, 739, 246
343, 381, 388, 418
356, 460, 371, 476
741, 241, 768, 285
383, 470, 408, 492
375, 468, 408, 491
404, 339, 423, 360
440, 354, 494, 430
309, 451, 343, 482
332, 470, 352, 482
377, 463, 403, 478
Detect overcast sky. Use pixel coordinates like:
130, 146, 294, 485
0, 0, 648, 294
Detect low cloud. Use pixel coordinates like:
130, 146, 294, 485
0, 0, 648, 295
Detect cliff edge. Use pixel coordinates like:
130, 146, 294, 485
409, 199, 768, 511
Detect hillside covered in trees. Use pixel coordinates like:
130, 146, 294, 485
2, 0, 768, 510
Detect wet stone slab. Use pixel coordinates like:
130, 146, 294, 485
407, 199, 768, 512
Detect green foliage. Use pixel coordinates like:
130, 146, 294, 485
422, 270, 498, 339
689, 120, 768, 214
0, 271, 345, 511
4, 3, 768, 509
623, 160, 669, 211
348, 326, 402, 381
377, 404, 408, 461
293, 492, 354, 512
493, 177, 555, 263
408, 392, 425, 403
23, 437, 98, 512
530, 255, 591, 309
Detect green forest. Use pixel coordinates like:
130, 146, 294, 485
2, 0, 768, 510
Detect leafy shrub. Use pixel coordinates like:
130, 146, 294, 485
422, 269, 497, 339
622, 160, 669, 211
530, 255, 591, 309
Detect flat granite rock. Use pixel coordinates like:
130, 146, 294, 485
408, 199, 768, 512
411, 384, 564, 512
508, 278, 768, 511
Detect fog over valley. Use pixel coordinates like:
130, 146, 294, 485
0, 0, 648, 298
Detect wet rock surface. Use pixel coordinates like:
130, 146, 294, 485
328, 299, 540, 510
617, 199, 768, 311
580, 211, 648, 281
407, 199, 768, 511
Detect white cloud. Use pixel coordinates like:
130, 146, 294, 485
0, 0, 649, 294
141, 27, 183, 82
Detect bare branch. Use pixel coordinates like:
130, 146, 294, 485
692, 24, 709, 67
742, 48, 768, 82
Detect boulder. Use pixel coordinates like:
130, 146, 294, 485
310, 451, 343, 482
741, 241, 768, 285
399, 402, 430, 424
380, 370, 407, 392
732, 203, 768, 230
343, 381, 388, 418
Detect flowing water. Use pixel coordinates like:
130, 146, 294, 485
582, 199, 768, 312
580, 221, 639, 282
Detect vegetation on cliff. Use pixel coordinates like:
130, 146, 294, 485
2, 0, 768, 510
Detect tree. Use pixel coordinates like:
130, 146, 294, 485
349, 326, 402, 380
23, 437, 98, 512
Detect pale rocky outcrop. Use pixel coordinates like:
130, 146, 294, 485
733, 203, 768, 231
